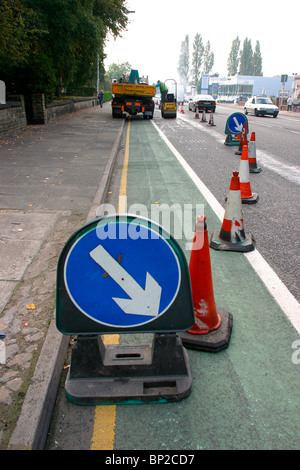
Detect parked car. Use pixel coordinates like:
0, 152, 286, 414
188, 94, 216, 113
244, 96, 279, 117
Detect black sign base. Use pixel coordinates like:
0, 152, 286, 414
65, 333, 192, 405
224, 134, 240, 146
180, 308, 233, 353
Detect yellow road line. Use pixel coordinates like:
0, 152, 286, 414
91, 406, 116, 450
91, 121, 130, 450
118, 121, 130, 213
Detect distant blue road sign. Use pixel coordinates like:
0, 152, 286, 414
56, 215, 194, 334
226, 113, 248, 135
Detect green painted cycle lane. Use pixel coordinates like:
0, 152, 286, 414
114, 119, 300, 450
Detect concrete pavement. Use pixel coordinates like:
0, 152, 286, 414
0, 102, 124, 449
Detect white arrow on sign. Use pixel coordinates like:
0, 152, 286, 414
233, 116, 244, 133
89, 245, 162, 317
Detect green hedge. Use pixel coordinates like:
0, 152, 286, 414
103, 91, 112, 102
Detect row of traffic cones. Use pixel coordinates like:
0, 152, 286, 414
235, 123, 261, 173
180, 122, 262, 352
211, 121, 259, 244
231, 122, 260, 202
180, 168, 253, 352
194, 107, 216, 126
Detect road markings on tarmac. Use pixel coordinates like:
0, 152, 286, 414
90, 122, 131, 450
178, 114, 300, 185
151, 119, 300, 334
118, 121, 130, 212
256, 151, 300, 185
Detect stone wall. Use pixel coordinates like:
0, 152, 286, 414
0, 96, 27, 138
0, 94, 98, 138
45, 96, 97, 123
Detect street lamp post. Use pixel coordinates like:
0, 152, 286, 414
97, 54, 100, 95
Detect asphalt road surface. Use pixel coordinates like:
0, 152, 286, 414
45, 104, 300, 451
158, 104, 300, 303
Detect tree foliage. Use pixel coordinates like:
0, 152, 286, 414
252, 41, 263, 76
227, 37, 263, 76
177, 35, 189, 86
191, 33, 204, 87
0, 0, 129, 101
202, 41, 214, 74
0, 0, 42, 70
179, 34, 215, 90
227, 36, 240, 76
239, 38, 253, 75
106, 62, 132, 80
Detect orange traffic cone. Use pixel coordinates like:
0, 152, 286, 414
239, 145, 259, 203
201, 108, 207, 122
248, 132, 262, 173
210, 171, 255, 252
180, 216, 233, 352
208, 111, 216, 126
195, 106, 199, 119
235, 122, 248, 155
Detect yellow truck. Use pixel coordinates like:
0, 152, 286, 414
111, 70, 155, 119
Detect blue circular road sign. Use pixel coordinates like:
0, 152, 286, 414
226, 112, 248, 135
64, 218, 180, 329
56, 214, 196, 334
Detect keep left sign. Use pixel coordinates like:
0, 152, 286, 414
56, 214, 194, 335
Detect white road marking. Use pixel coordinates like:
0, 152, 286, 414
177, 114, 300, 185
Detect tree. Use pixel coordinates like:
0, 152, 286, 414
178, 35, 189, 88
106, 62, 132, 81
0, 0, 43, 71
202, 41, 214, 74
191, 33, 204, 87
1, 0, 129, 100
227, 36, 240, 76
239, 38, 253, 75
93, 0, 129, 37
252, 40, 263, 76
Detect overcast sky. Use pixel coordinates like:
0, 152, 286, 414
104, 0, 299, 84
